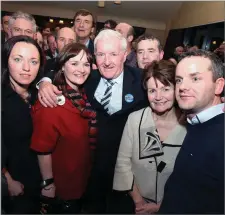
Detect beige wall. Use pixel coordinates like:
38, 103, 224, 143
1, 2, 166, 30
145, 28, 166, 46
171, 1, 225, 29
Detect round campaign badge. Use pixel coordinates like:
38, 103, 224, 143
57, 95, 65, 106
125, 94, 134, 103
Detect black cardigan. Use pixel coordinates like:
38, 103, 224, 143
2, 85, 41, 193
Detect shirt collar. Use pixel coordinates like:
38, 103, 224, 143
102, 71, 124, 85
85, 39, 90, 48
187, 103, 224, 125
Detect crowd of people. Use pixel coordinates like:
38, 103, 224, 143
1, 8, 224, 214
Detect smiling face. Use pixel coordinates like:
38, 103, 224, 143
8, 42, 40, 86
137, 39, 164, 69
62, 50, 91, 90
74, 14, 93, 40
95, 37, 127, 79
147, 77, 175, 113
9, 18, 35, 39
175, 56, 224, 114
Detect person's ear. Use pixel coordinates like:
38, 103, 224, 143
33, 33, 37, 40
127, 35, 133, 43
215, 78, 225, 95
159, 50, 164, 60
123, 50, 128, 63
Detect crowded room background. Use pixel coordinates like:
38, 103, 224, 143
1, 1, 224, 214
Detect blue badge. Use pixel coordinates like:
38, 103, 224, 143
125, 94, 134, 103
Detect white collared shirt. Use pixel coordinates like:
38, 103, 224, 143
94, 72, 124, 115
187, 103, 224, 125
85, 39, 90, 48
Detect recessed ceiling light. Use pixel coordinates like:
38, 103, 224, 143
98, 1, 105, 8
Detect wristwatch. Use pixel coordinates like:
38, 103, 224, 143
41, 178, 54, 189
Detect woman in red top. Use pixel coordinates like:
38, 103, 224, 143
31, 43, 97, 213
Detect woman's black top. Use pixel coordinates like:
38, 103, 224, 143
2, 84, 41, 194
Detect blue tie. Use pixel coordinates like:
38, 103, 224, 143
101, 80, 115, 113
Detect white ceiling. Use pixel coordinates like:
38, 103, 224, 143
4, 1, 183, 23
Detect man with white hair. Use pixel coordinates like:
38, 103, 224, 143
8, 11, 37, 39
37, 29, 148, 213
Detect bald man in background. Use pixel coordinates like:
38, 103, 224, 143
115, 22, 137, 67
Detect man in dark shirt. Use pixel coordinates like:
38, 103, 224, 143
159, 50, 224, 214
43, 27, 76, 78
45, 33, 58, 60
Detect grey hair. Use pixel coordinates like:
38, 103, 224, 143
94, 29, 127, 52
8, 11, 37, 33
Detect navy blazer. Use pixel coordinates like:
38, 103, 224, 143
87, 39, 94, 56
84, 66, 149, 207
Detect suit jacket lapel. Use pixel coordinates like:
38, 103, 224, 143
115, 66, 144, 115
88, 39, 94, 56
121, 67, 135, 111
85, 69, 101, 104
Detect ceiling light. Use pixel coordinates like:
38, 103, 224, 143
49, 19, 54, 23
212, 41, 216, 45
59, 20, 64, 24
98, 1, 105, 8
114, 1, 121, 4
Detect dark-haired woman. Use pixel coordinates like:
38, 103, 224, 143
31, 43, 97, 214
113, 60, 187, 214
2, 35, 44, 213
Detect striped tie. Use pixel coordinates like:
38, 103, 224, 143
101, 80, 115, 113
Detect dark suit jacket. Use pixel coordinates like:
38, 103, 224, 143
84, 66, 148, 208
45, 49, 57, 60
43, 58, 58, 79
87, 39, 94, 56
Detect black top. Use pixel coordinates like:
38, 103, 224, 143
45, 49, 57, 60
159, 113, 224, 214
2, 84, 41, 193
44, 58, 57, 79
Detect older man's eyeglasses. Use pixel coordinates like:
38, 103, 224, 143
12, 27, 33, 36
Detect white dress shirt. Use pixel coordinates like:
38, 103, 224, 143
94, 72, 124, 115
187, 103, 224, 125
85, 39, 90, 48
